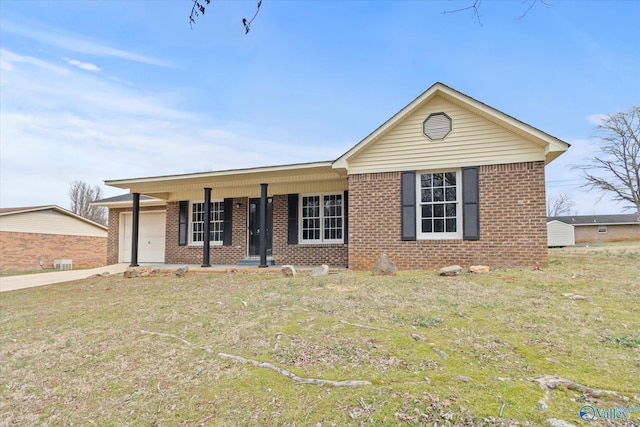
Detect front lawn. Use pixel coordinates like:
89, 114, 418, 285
1, 247, 638, 426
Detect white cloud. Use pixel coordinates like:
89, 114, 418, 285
1, 19, 170, 67
67, 58, 101, 72
0, 47, 336, 209
0, 48, 68, 75
586, 113, 608, 126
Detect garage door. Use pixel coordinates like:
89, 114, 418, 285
120, 211, 166, 263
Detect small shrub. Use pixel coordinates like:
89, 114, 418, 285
607, 335, 640, 349
329, 344, 352, 357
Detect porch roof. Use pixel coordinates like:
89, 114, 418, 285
105, 161, 348, 200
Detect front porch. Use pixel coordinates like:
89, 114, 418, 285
106, 162, 350, 269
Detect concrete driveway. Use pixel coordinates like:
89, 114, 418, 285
0, 264, 129, 292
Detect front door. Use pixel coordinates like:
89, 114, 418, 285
248, 198, 273, 256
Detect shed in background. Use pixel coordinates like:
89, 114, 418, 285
546, 220, 575, 247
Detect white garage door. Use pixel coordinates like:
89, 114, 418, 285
120, 211, 166, 263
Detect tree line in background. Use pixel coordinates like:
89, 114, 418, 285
69, 181, 107, 226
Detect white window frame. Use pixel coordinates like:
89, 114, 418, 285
299, 193, 344, 244
416, 169, 462, 240
597, 225, 608, 234
189, 200, 225, 246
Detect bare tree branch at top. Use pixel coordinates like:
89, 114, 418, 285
189, 0, 549, 32
443, 0, 553, 25
189, 0, 262, 32
573, 106, 640, 215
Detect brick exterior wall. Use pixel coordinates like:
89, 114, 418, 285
106, 205, 166, 265
164, 200, 246, 265
348, 161, 548, 270
109, 161, 546, 269
0, 231, 106, 271
271, 195, 348, 267
574, 224, 640, 243
162, 197, 348, 266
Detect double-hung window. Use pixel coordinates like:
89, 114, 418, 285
417, 170, 462, 239
190, 201, 224, 245
300, 193, 343, 243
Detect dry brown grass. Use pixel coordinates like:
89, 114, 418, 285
1, 245, 639, 426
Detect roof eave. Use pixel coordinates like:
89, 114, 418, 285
105, 160, 337, 189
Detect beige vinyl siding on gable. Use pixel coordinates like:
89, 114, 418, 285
0, 210, 107, 237
346, 96, 546, 174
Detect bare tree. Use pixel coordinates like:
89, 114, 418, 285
189, 0, 546, 32
190, 0, 262, 32
574, 105, 640, 214
443, 0, 552, 25
546, 192, 575, 216
69, 181, 107, 225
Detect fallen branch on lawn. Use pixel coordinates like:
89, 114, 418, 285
217, 352, 371, 387
530, 374, 620, 410
530, 374, 619, 398
140, 329, 371, 387
339, 320, 390, 332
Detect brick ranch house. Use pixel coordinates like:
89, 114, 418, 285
0, 205, 107, 271
97, 82, 569, 270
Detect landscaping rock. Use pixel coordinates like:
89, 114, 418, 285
371, 254, 398, 276
281, 265, 297, 277
175, 267, 188, 278
469, 265, 490, 273
410, 333, 426, 341
309, 264, 329, 277
439, 265, 462, 276
432, 347, 449, 359
123, 268, 138, 278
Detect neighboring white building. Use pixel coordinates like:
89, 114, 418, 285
546, 220, 575, 247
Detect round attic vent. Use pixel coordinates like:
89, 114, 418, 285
423, 112, 452, 140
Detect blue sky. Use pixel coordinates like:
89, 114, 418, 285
1, 0, 639, 214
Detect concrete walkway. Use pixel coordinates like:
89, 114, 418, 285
0, 264, 130, 293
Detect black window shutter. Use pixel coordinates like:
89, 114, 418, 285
462, 166, 480, 240
178, 201, 189, 246
287, 194, 299, 244
223, 198, 233, 246
401, 171, 416, 241
343, 190, 348, 244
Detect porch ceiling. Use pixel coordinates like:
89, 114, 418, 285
105, 162, 348, 200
